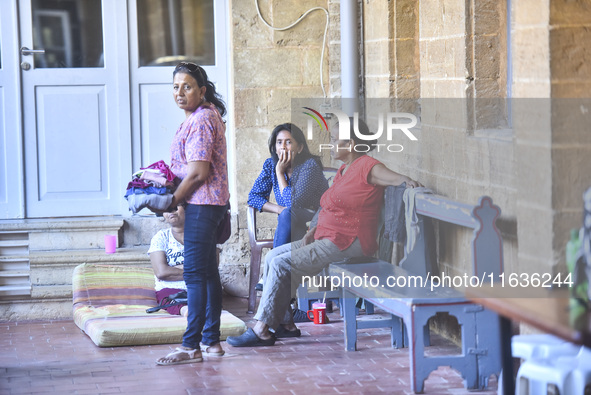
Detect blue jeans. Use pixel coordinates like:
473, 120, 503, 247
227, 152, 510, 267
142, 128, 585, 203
182, 203, 227, 348
273, 207, 315, 248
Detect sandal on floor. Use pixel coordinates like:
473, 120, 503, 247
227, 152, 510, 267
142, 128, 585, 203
200, 342, 225, 356
226, 328, 276, 347
273, 325, 301, 338
156, 347, 203, 366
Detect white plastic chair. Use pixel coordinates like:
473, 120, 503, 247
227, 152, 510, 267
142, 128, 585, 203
515, 341, 590, 395
512, 334, 581, 361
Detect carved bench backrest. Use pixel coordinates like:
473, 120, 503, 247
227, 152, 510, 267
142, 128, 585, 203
398, 193, 504, 279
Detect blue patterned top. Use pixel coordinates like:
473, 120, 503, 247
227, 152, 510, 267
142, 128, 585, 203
248, 157, 328, 212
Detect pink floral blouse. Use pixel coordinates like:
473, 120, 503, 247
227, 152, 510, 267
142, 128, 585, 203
170, 104, 229, 206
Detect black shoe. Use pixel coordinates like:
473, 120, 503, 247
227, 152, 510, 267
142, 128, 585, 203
292, 309, 312, 323
273, 324, 301, 338
226, 328, 275, 347
255, 283, 263, 292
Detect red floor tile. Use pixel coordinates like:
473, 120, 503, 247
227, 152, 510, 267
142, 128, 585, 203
0, 296, 498, 394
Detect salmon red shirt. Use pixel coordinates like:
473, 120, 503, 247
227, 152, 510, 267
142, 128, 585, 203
315, 155, 384, 256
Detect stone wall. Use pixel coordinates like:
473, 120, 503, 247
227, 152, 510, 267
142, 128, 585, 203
221, 0, 331, 296
221, 0, 591, 299
513, 0, 591, 277
547, 0, 591, 268
360, 0, 517, 278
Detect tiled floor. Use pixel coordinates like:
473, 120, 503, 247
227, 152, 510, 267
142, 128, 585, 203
0, 296, 498, 394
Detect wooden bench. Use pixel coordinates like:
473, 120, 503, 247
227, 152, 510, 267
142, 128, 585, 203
328, 192, 503, 393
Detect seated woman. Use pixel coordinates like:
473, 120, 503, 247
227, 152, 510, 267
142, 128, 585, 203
248, 123, 328, 248
148, 203, 188, 317
227, 118, 422, 346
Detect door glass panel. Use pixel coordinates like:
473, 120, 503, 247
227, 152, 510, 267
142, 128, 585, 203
32, 0, 104, 68
137, 0, 215, 67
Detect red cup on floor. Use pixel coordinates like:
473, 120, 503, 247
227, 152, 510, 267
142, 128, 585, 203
104, 235, 117, 254
307, 302, 327, 324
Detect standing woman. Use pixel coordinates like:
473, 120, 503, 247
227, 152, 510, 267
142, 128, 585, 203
157, 62, 229, 365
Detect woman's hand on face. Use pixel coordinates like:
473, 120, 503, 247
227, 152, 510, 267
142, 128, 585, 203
275, 149, 292, 174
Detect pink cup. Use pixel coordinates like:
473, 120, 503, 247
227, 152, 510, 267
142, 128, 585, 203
104, 235, 117, 254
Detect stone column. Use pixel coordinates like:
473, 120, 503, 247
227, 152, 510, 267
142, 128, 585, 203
227, 0, 332, 296
514, 0, 591, 274
548, 0, 591, 271
512, 0, 553, 274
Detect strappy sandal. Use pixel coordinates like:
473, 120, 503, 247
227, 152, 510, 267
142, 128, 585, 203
156, 347, 203, 366
200, 342, 225, 356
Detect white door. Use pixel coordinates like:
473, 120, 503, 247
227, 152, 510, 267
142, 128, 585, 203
0, 1, 24, 218
1, 0, 229, 219
128, 0, 230, 172
19, 0, 131, 217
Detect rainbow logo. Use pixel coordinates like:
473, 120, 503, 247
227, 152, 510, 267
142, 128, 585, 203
302, 107, 329, 132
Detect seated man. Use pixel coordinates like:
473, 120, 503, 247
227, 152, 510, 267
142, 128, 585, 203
148, 203, 188, 317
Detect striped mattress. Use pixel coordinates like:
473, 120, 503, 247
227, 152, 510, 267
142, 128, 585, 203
72, 263, 246, 347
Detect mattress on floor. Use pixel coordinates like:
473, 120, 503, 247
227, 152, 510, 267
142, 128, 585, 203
72, 263, 247, 347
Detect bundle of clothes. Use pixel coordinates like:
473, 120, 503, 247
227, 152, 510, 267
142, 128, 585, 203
125, 160, 180, 214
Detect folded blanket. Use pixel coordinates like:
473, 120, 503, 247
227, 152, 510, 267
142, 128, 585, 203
125, 193, 173, 214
